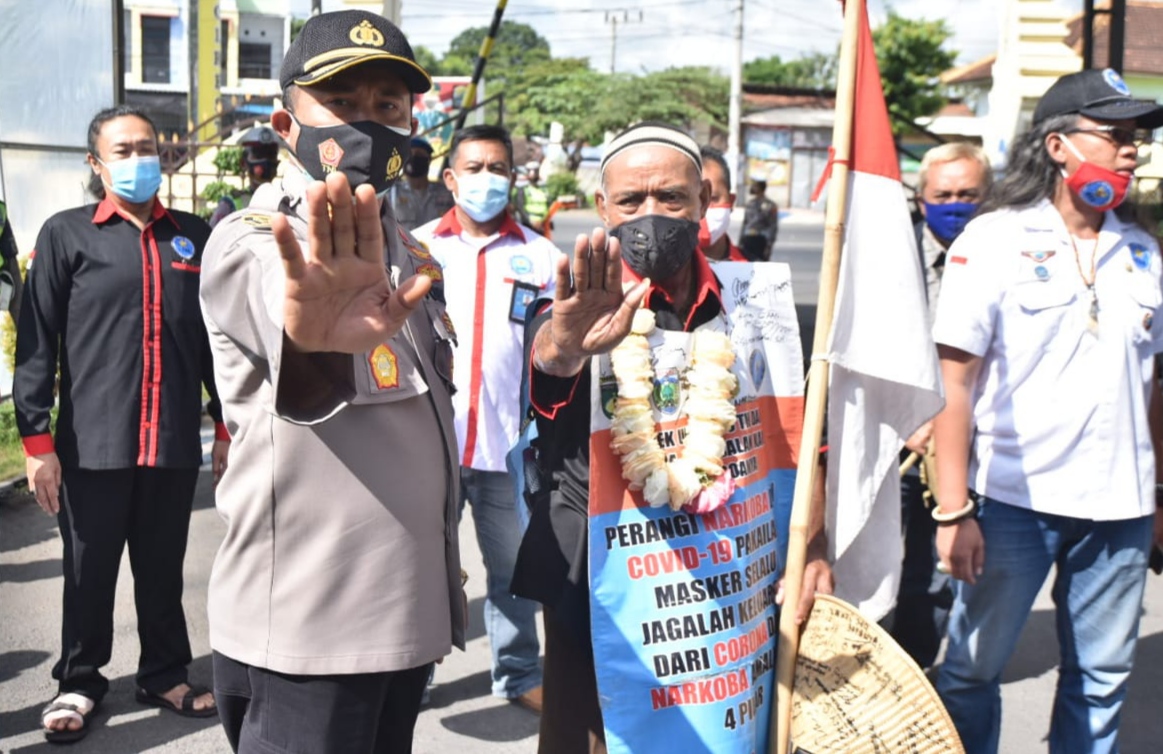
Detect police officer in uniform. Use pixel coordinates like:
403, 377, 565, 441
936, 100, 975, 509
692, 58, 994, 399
208, 126, 281, 228
201, 10, 466, 753
514, 161, 550, 234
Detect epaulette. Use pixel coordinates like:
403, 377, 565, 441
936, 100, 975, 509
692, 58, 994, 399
239, 211, 273, 231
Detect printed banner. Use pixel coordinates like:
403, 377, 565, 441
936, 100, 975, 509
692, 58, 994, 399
589, 263, 805, 754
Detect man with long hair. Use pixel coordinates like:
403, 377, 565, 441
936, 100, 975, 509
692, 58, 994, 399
931, 69, 1163, 754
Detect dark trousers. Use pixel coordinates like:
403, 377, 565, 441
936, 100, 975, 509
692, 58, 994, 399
54, 466, 200, 701
885, 469, 953, 668
538, 605, 606, 754
213, 652, 433, 754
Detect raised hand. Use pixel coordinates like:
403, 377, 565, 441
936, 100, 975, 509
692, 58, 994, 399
533, 228, 650, 377
273, 173, 431, 354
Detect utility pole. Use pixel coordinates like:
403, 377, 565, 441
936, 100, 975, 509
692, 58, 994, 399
605, 9, 643, 75
727, 0, 744, 203
1082, 0, 1127, 72
112, 0, 125, 105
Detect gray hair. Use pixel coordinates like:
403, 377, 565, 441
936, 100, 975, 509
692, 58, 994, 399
918, 141, 992, 197
980, 114, 1078, 213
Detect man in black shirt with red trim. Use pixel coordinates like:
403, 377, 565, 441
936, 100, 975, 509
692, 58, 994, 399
511, 122, 833, 753
15, 106, 228, 743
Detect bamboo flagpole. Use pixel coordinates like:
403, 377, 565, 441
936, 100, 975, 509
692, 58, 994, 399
770, 1, 862, 752
454, 0, 509, 130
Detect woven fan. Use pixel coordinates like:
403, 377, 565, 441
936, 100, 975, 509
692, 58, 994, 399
789, 595, 965, 754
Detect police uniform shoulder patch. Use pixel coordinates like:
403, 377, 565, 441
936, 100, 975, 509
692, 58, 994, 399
171, 236, 196, 260
240, 212, 272, 230
416, 263, 443, 282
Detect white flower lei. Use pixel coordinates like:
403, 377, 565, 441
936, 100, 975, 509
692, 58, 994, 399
608, 309, 738, 511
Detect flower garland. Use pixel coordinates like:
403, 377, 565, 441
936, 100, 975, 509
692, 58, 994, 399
608, 309, 739, 513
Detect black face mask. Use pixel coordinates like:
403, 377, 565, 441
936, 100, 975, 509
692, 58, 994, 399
246, 158, 277, 183
404, 153, 431, 178
609, 214, 701, 282
292, 119, 409, 193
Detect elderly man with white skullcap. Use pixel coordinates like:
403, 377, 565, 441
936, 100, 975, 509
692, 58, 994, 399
510, 121, 834, 754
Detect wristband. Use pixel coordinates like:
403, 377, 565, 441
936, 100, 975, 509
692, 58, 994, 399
932, 497, 976, 526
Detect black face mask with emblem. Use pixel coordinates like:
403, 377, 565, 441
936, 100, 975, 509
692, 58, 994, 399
292, 118, 410, 194
609, 214, 701, 283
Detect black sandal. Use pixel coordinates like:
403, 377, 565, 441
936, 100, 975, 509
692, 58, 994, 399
41, 693, 99, 744
135, 684, 218, 718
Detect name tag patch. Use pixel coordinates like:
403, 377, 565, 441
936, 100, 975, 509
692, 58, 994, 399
509, 281, 540, 324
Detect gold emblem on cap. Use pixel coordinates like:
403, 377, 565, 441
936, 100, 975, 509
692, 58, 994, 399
350, 20, 385, 47
386, 148, 403, 181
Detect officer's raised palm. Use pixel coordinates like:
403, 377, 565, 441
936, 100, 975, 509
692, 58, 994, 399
273, 173, 430, 353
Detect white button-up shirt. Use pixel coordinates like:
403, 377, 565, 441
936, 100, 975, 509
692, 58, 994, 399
933, 199, 1163, 520
415, 210, 564, 472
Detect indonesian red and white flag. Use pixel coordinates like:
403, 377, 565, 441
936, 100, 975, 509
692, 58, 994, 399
817, 0, 945, 620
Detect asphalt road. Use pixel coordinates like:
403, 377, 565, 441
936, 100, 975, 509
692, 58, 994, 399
3, 210, 1163, 752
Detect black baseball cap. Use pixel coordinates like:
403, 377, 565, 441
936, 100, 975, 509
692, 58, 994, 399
1033, 68, 1163, 128
279, 10, 432, 94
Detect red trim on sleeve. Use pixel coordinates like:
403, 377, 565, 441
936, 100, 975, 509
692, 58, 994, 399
528, 340, 584, 421
214, 422, 231, 442
22, 434, 55, 456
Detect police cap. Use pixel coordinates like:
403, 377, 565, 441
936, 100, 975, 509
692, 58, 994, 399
279, 10, 432, 94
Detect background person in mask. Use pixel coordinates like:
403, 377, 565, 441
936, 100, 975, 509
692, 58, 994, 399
413, 124, 562, 715
883, 141, 992, 670
16, 105, 228, 743
510, 121, 833, 753
209, 125, 282, 228
390, 136, 454, 230
200, 10, 466, 753
696, 145, 745, 261
931, 69, 1163, 754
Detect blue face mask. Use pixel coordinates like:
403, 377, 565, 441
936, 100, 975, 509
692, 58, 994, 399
923, 201, 978, 243
454, 171, 511, 223
100, 155, 163, 204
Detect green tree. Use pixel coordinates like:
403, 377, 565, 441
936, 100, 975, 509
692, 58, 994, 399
871, 10, 957, 134
743, 52, 837, 89
441, 21, 553, 122
413, 45, 441, 77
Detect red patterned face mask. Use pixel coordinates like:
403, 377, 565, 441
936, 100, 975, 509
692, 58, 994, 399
1060, 134, 1132, 212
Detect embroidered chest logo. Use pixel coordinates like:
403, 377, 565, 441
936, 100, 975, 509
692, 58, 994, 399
509, 254, 533, 275
369, 344, 399, 390
318, 139, 344, 173
1021, 250, 1055, 280
1130, 243, 1152, 270
171, 236, 196, 260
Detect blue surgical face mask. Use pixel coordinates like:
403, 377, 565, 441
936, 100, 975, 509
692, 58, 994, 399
922, 201, 978, 243
99, 155, 162, 204
453, 171, 511, 223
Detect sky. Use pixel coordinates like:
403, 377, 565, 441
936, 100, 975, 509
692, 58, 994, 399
290, 0, 1083, 75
